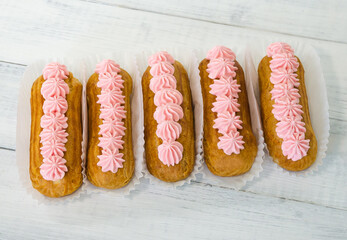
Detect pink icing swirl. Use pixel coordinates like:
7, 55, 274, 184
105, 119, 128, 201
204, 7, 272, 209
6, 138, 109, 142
97, 148, 125, 173
156, 121, 182, 141
40, 112, 67, 129
97, 72, 124, 90
148, 51, 175, 66
149, 74, 177, 93
267, 42, 310, 161
42, 63, 69, 80
153, 103, 184, 123
206, 46, 236, 60
95, 59, 126, 173
209, 76, 240, 98
213, 112, 242, 134
207, 58, 237, 79
158, 140, 183, 166
266, 42, 294, 57
206, 46, 244, 155
281, 133, 310, 161
41, 78, 69, 99
150, 61, 175, 76
148, 51, 184, 166
212, 96, 240, 113
154, 88, 183, 106
40, 156, 68, 181
217, 131, 245, 155
95, 59, 120, 74
42, 96, 68, 114
39, 63, 69, 181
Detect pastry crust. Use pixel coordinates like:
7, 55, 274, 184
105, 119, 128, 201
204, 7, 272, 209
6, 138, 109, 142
142, 61, 195, 182
258, 56, 317, 171
199, 59, 257, 176
30, 73, 83, 198
86, 69, 134, 189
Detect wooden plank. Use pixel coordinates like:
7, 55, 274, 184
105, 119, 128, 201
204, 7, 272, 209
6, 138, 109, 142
0, 148, 346, 240
91, 0, 347, 43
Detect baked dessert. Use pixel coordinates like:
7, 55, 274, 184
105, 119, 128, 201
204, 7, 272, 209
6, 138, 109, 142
142, 51, 195, 182
86, 60, 134, 189
30, 62, 83, 198
258, 42, 317, 171
199, 46, 257, 176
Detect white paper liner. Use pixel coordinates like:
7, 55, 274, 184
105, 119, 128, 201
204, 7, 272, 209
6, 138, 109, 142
249, 39, 330, 176
136, 48, 204, 188
194, 46, 265, 190
16, 57, 87, 203
81, 52, 143, 195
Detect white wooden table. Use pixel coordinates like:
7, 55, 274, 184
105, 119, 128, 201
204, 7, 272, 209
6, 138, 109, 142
0, 1, 346, 239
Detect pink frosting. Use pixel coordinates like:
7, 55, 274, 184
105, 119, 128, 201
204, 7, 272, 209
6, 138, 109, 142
39, 63, 69, 181
148, 52, 184, 166
95, 59, 120, 74
153, 103, 184, 123
97, 72, 124, 90
266, 42, 294, 57
40, 156, 68, 181
95, 59, 126, 173
281, 133, 310, 161
42, 63, 69, 80
156, 121, 182, 141
206, 46, 244, 155
209, 76, 240, 98
41, 78, 69, 99
206, 58, 237, 79
206, 46, 236, 60
148, 51, 175, 66
149, 74, 177, 93
158, 141, 183, 166
40, 112, 67, 129
217, 131, 245, 155
154, 88, 183, 106
213, 112, 242, 134
97, 148, 125, 173
43, 96, 68, 114
267, 42, 310, 161
150, 61, 175, 76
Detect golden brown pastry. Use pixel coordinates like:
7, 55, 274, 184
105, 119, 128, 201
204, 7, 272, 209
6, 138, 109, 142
142, 51, 195, 182
258, 42, 317, 171
199, 46, 257, 177
30, 63, 83, 198
86, 60, 134, 189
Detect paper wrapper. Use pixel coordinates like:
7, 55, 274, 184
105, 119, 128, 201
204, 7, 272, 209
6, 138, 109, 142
195, 47, 265, 190
249, 39, 330, 176
81, 52, 143, 195
16, 57, 87, 203
136, 48, 204, 187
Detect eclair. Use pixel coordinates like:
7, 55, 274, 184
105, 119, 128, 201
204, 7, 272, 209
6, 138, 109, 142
142, 51, 195, 182
30, 63, 83, 197
199, 46, 257, 176
258, 42, 317, 171
86, 60, 134, 189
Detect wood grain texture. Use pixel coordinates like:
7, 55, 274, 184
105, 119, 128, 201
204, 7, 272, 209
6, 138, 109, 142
1, 148, 347, 240
0, 0, 346, 238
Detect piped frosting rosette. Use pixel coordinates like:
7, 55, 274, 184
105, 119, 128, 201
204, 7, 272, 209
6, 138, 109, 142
95, 60, 126, 173
148, 52, 184, 166
266, 42, 310, 161
39, 63, 70, 181
206, 46, 244, 155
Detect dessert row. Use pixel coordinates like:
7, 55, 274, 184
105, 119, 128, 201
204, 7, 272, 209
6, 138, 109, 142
29, 42, 317, 197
